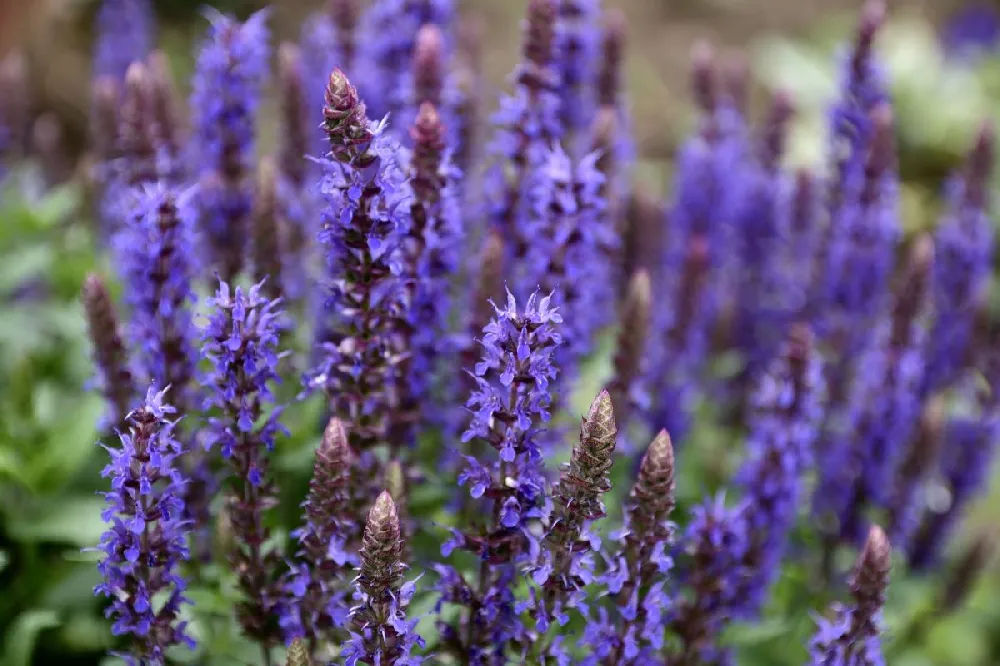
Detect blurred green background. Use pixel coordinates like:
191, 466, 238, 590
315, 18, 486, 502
4, 0, 1000, 665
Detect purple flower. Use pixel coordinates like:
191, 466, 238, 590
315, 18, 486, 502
307, 69, 410, 454
438, 290, 561, 660
116, 185, 198, 416
393, 102, 464, 441
93, 0, 154, 82
203, 280, 287, 646
486, 0, 562, 255
816, 105, 899, 359
816, 237, 932, 546
735, 325, 825, 616
556, 0, 601, 141
644, 44, 742, 445
730, 93, 796, 376
191, 9, 270, 282
344, 492, 424, 665
82, 274, 136, 428
667, 493, 749, 665
807, 526, 890, 666
359, 0, 455, 121
826, 0, 889, 208
522, 143, 613, 382
93, 386, 195, 666
908, 373, 1000, 570
921, 124, 995, 397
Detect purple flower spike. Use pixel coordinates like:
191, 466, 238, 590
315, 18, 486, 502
393, 102, 463, 442
438, 290, 561, 661
308, 69, 410, 454
117, 185, 198, 416
203, 280, 287, 648
735, 325, 825, 616
522, 142, 613, 384
360, 0, 455, 121
908, 357, 1000, 570
808, 525, 891, 666
827, 0, 888, 208
817, 235, 932, 546
556, 0, 601, 141
486, 0, 562, 255
668, 493, 749, 666
921, 124, 995, 397
343, 492, 424, 666
93, 0, 154, 82
191, 9, 271, 283
94, 386, 195, 666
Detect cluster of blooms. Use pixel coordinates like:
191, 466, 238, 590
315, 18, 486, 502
50, 0, 1000, 663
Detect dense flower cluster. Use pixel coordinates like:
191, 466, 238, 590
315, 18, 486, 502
93, 387, 194, 665
62, 0, 1000, 664
191, 9, 270, 282
202, 281, 287, 647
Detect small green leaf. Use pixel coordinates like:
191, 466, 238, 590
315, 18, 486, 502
7, 496, 106, 547
3, 609, 60, 666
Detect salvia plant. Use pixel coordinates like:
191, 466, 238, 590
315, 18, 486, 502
8, 0, 985, 663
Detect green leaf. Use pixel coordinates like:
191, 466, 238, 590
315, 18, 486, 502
3, 609, 60, 666
6, 496, 106, 547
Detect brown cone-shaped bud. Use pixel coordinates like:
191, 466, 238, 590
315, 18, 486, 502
82, 274, 135, 426
413, 25, 445, 108
758, 90, 794, 171
860, 104, 895, 207
849, 525, 891, 641
410, 102, 446, 205
301, 417, 354, 566
278, 43, 309, 187
148, 50, 184, 165
942, 529, 999, 612
251, 157, 283, 300
323, 69, 374, 166
852, 0, 886, 82
91, 76, 121, 165
590, 106, 618, 191
627, 430, 676, 541
722, 51, 749, 117
621, 187, 664, 292
286, 638, 313, 666
690, 40, 717, 117
453, 15, 483, 176
556, 390, 617, 518
518, 0, 559, 91
964, 121, 995, 211
608, 269, 651, 420
670, 236, 711, 348
329, 0, 360, 68
0, 52, 28, 158
358, 491, 405, 601
597, 9, 627, 107
32, 112, 71, 186
118, 62, 157, 187
889, 234, 934, 351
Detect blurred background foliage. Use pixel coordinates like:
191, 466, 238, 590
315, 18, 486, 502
4, 0, 1000, 665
